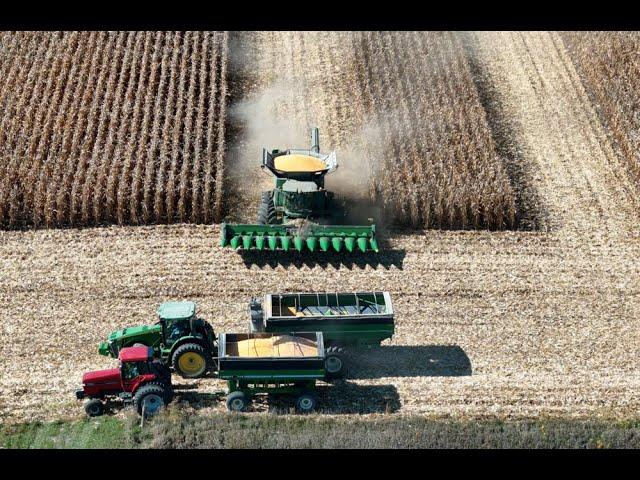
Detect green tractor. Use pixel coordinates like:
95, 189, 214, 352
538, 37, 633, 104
98, 301, 216, 379
220, 127, 379, 253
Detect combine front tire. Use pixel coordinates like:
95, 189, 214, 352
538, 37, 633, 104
257, 192, 277, 225
226, 391, 250, 412
134, 384, 167, 417
324, 346, 347, 379
172, 343, 209, 378
84, 399, 105, 417
295, 392, 317, 414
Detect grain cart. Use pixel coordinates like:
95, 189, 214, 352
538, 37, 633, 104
98, 301, 216, 379
249, 292, 394, 378
75, 346, 173, 418
218, 332, 325, 413
220, 127, 379, 253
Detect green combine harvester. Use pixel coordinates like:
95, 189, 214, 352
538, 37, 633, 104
220, 127, 378, 253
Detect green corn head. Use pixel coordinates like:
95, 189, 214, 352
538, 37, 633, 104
220, 223, 379, 253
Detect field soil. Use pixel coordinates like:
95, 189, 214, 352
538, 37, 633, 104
1, 32, 639, 423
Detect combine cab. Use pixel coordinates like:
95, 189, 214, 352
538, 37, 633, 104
220, 128, 378, 253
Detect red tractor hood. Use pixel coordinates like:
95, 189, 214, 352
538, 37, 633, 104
82, 368, 121, 385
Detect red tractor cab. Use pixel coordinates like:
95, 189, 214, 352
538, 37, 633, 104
76, 346, 173, 417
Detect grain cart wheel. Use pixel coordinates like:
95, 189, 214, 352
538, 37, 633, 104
84, 399, 105, 417
134, 384, 167, 417
295, 392, 317, 414
324, 346, 347, 379
172, 343, 209, 378
226, 391, 250, 412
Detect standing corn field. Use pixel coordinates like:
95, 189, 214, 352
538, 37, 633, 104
0, 31, 229, 228
561, 32, 640, 192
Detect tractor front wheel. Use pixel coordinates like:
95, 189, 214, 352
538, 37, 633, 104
134, 384, 167, 417
172, 343, 209, 378
84, 399, 105, 417
226, 391, 250, 412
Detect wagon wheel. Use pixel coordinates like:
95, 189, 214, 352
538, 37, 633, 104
295, 392, 317, 414
226, 391, 250, 412
324, 346, 347, 379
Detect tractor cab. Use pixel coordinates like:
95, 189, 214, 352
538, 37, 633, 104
119, 346, 170, 386
157, 301, 216, 349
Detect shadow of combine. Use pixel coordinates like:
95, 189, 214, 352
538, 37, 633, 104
347, 345, 472, 379
237, 248, 406, 270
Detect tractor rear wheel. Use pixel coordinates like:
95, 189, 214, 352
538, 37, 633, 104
134, 384, 167, 417
295, 392, 317, 414
257, 192, 277, 225
226, 391, 250, 412
324, 346, 347, 379
84, 399, 105, 417
172, 343, 209, 378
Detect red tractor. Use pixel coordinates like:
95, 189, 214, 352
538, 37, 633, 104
75, 346, 173, 417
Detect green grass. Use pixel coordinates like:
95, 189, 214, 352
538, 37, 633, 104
2, 411, 640, 449
1, 415, 139, 449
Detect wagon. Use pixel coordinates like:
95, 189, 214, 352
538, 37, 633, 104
249, 292, 394, 378
217, 332, 326, 413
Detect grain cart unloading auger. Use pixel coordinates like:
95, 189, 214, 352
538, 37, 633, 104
220, 128, 379, 253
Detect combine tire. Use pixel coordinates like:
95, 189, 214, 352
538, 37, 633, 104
226, 391, 250, 412
172, 343, 209, 378
84, 399, 105, 417
295, 392, 317, 414
324, 346, 347, 379
257, 192, 277, 225
134, 384, 167, 417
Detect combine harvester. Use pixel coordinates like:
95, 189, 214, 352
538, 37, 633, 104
220, 128, 379, 253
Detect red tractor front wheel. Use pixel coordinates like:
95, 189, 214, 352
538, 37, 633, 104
84, 399, 105, 417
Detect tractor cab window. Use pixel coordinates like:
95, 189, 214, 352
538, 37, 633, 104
122, 361, 149, 380
121, 362, 139, 380
164, 319, 191, 346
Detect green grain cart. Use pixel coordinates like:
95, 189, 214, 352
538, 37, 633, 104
220, 128, 378, 253
249, 291, 394, 378
218, 332, 326, 413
